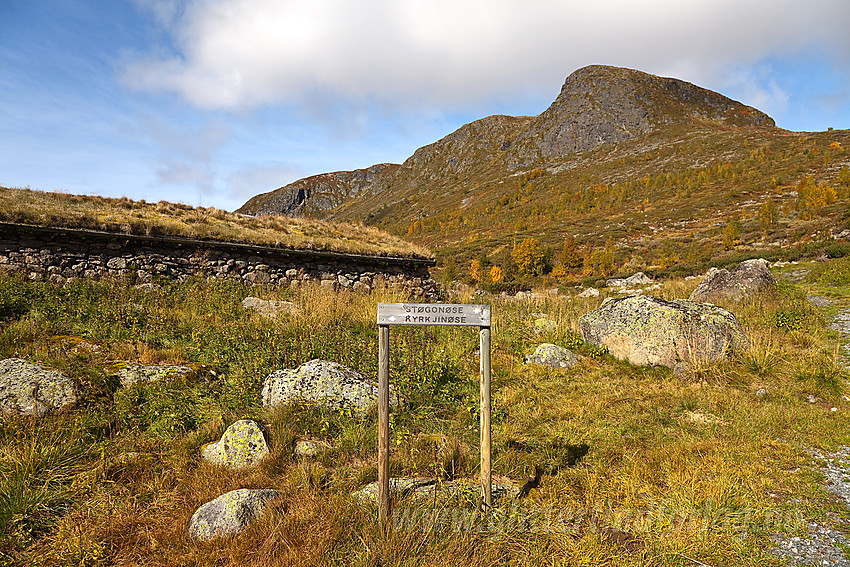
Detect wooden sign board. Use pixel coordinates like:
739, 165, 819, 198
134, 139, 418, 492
376, 303, 493, 528
377, 303, 490, 327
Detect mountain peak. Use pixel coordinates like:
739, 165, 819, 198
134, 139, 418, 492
521, 65, 774, 157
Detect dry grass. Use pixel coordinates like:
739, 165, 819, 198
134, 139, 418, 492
0, 186, 431, 259
1, 270, 849, 566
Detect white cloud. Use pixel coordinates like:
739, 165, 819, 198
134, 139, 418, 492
723, 64, 791, 119
123, 0, 850, 114
226, 164, 306, 198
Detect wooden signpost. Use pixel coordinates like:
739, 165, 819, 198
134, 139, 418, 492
376, 303, 492, 527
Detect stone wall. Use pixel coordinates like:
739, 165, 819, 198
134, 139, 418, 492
0, 223, 439, 298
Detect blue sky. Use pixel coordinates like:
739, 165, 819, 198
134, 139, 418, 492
2, 0, 849, 212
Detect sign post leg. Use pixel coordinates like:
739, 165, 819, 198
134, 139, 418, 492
480, 325, 492, 508
378, 324, 391, 528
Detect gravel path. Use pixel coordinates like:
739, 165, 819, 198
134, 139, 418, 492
770, 298, 850, 566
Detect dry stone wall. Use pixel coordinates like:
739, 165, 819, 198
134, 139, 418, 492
0, 223, 438, 298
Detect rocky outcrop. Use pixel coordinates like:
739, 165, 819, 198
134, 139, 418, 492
579, 295, 749, 369
512, 66, 773, 165
237, 163, 399, 216
188, 488, 280, 541
689, 259, 776, 303
525, 343, 581, 369
0, 358, 79, 416
201, 420, 269, 470
261, 359, 401, 416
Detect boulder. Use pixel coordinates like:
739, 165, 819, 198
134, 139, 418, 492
525, 343, 581, 369
108, 363, 217, 388
201, 420, 269, 469
188, 488, 280, 541
0, 358, 79, 416
262, 359, 401, 416
241, 297, 295, 317
606, 272, 653, 288
578, 287, 599, 298
579, 295, 748, 369
689, 259, 776, 303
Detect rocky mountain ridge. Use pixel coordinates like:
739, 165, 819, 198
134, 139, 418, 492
237, 65, 773, 218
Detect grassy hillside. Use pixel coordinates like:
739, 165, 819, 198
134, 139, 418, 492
1, 264, 849, 565
333, 125, 850, 282
0, 186, 431, 260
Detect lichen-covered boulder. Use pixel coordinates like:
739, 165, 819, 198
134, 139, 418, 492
579, 295, 749, 368
188, 488, 280, 541
525, 344, 581, 369
201, 420, 269, 469
262, 359, 401, 416
689, 259, 776, 303
0, 358, 80, 416
108, 363, 217, 388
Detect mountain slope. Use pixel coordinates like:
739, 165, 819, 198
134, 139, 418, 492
238, 65, 850, 278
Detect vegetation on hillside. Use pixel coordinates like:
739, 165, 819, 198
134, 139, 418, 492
389, 127, 850, 287
0, 186, 431, 259
1, 265, 849, 565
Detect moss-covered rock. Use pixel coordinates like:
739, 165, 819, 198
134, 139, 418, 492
201, 419, 269, 469
0, 358, 80, 416
579, 295, 749, 368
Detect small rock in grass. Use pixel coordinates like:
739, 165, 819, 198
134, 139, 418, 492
188, 488, 280, 541
525, 343, 581, 369
202, 420, 269, 469
241, 297, 295, 317
533, 318, 558, 333
578, 287, 599, 298
294, 440, 322, 457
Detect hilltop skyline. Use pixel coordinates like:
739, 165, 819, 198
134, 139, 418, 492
1, 0, 849, 212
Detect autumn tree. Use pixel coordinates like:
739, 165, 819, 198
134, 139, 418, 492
469, 260, 481, 282
559, 235, 583, 269
511, 237, 547, 277
489, 265, 504, 283
722, 219, 740, 251
583, 237, 617, 276
758, 200, 778, 234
